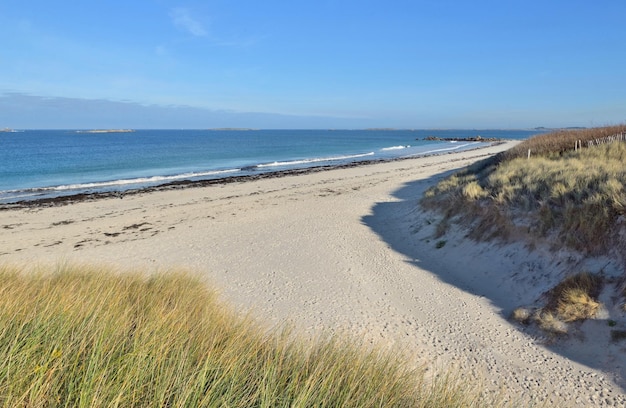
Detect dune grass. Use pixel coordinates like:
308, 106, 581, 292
547, 272, 603, 323
501, 125, 626, 161
422, 126, 626, 335
421, 126, 626, 258
0, 264, 499, 407
512, 272, 603, 336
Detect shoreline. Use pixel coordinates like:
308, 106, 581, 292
0, 142, 503, 210
1, 140, 624, 406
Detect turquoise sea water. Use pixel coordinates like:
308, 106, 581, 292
0, 129, 541, 203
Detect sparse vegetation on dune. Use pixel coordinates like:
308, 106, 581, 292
0, 264, 500, 407
422, 125, 626, 259
512, 272, 603, 336
502, 124, 626, 161
422, 125, 626, 336
547, 272, 603, 323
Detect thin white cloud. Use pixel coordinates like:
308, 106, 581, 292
170, 8, 208, 37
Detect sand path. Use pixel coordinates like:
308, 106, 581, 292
1, 142, 624, 406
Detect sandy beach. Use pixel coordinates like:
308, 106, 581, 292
1, 141, 624, 406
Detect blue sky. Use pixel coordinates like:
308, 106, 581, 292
1, 0, 625, 129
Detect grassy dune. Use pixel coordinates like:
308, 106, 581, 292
0, 264, 494, 407
422, 126, 626, 259
422, 125, 626, 336
502, 124, 626, 160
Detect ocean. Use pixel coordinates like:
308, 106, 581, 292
0, 129, 541, 204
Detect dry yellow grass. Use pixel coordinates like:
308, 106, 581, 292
421, 126, 626, 258
555, 288, 601, 323
512, 272, 603, 336
502, 125, 626, 161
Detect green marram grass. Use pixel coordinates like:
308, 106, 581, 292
0, 264, 500, 407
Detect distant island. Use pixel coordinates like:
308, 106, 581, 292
207, 128, 257, 131
1, 128, 17, 132
76, 129, 135, 134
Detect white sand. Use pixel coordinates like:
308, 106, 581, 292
1, 141, 625, 406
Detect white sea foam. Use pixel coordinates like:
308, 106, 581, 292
256, 152, 375, 168
8, 168, 242, 194
402, 142, 480, 158
381, 145, 410, 151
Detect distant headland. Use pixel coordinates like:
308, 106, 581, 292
207, 128, 257, 131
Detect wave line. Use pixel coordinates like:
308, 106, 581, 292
256, 152, 375, 168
